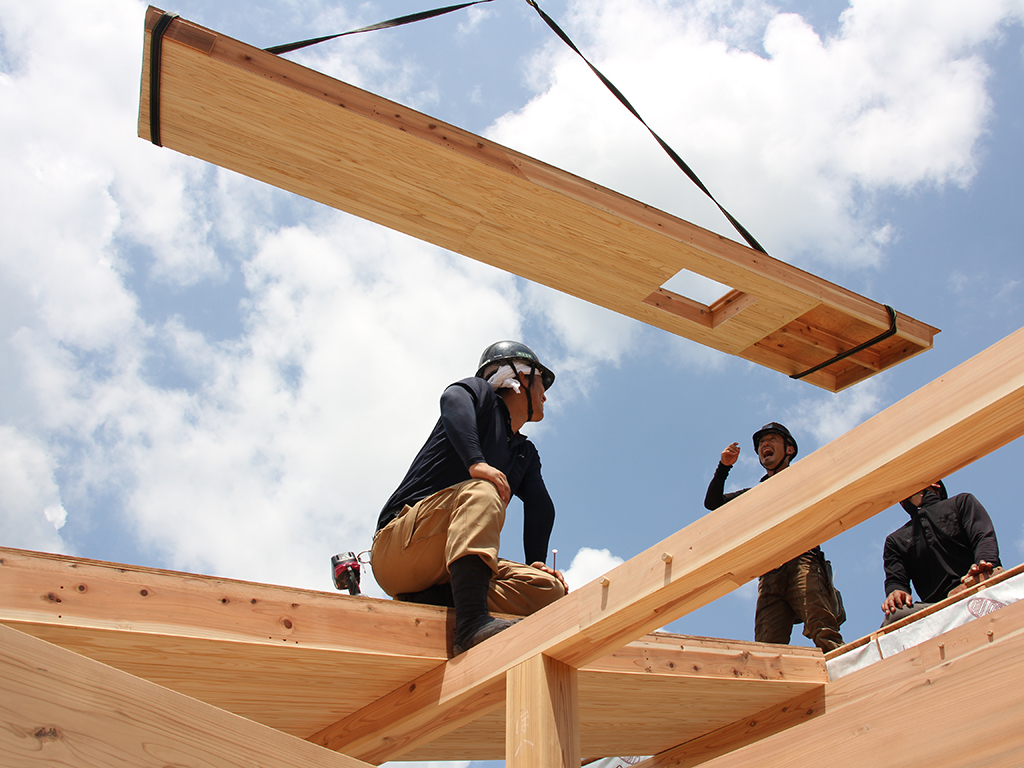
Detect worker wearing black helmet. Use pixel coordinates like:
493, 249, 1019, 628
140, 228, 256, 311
704, 422, 845, 651
372, 341, 566, 655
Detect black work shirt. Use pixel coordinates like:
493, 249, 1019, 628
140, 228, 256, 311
377, 376, 555, 565
883, 489, 1000, 604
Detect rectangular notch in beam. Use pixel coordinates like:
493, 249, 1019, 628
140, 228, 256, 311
644, 287, 758, 329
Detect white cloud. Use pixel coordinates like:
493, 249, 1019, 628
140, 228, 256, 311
787, 377, 886, 449
0, 425, 69, 553
2, 0, 1023, 624
488, 0, 1022, 270
563, 546, 624, 591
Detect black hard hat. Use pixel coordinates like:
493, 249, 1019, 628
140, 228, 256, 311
752, 422, 798, 458
476, 340, 555, 390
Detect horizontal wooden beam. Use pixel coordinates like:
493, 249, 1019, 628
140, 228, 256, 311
0, 623, 373, 768
138, 7, 937, 392
0, 547, 825, 761
315, 324, 1024, 762
0, 546, 448, 656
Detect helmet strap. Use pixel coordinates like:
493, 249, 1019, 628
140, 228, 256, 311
523, 365, 536, 424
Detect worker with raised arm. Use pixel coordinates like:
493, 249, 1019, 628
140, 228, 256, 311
371, 341, 567, 655
881, 480, 1003, 626
704, 423, 845, 652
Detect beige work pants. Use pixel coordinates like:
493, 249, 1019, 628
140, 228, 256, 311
371, 479, 565, 616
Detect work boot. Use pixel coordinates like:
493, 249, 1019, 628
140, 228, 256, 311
395, 582, 455, 607
452, 616, 518, 655
449, 554, 517, 655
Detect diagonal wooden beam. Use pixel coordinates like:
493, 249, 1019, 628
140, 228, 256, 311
137, 7, 937, 392
312, 324, 1024, 763
0, 622, 373, 768
635, 586, 1024, 767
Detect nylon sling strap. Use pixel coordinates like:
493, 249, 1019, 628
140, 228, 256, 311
266, 0, 766, 254
264, 0, 495, 55
148, 11, 179, 148
152, 3, 900, 376
521, 0, 901, 375
790, 305, 898, 380
522, 0, 768, 255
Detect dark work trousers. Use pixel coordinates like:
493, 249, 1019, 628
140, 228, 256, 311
755, 551, 844, 651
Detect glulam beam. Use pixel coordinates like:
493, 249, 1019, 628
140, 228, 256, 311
314, 324, 1024, 763
0, 623, 373, 768
138, 7, 937, 392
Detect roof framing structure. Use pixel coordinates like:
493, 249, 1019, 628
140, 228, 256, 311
5, 323, 1024, 766
137, 7, 937, 392
5, 8, 1020, 767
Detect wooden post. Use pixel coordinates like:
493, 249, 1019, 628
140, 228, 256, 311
506, 653, 580, 768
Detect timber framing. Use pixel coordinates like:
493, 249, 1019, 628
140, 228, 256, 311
3, 8, 1019, 767
137, 7, 937, 392
0, 546, 825, 763
5, 323, 1024, 765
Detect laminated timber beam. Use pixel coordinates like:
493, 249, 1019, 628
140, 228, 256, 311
0, 622, 373, 768
313, 324, 1024, 763
634, 587, 1024, 768
137, 7, 938, 392
0, 546, 825, 763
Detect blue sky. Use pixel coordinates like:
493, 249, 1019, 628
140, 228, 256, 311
2, 1, 1024, 766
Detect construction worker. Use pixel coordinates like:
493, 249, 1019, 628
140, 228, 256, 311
704, 423, 844, 652
371, 341, 567, 655
881, 481, 1003, 626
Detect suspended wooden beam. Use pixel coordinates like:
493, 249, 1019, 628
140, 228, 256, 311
137, 7, 938, 392
0, 622, 373, 768
313, 323, 1024, 763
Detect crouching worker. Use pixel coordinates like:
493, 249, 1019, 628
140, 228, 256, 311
372, 341, 567, 655
882, 480, 1003, 626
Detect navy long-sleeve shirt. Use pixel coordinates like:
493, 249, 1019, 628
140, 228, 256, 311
377, 376, 555, 565
883, 488, 1000, 604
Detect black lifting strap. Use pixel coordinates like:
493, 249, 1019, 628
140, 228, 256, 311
523, 0, 768, 255
148, 11, 179, 147
265, 0, 495, 55
265, 0, 766, 253
790, 305, 899, 380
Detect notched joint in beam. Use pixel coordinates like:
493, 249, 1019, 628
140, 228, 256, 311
644, 287, 758, 330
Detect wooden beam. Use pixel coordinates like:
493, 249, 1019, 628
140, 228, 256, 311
138, 7, 937, 392
632, 686, 826, 768
637, 586, 1024, 767
0, 547, 448, 657
407, 636, 824, 761
0, 623, 373, 768
507, 654, 580, 768
0, 547, 825, 762
313, 324, 1024, 762
827, 561, 1024, 660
